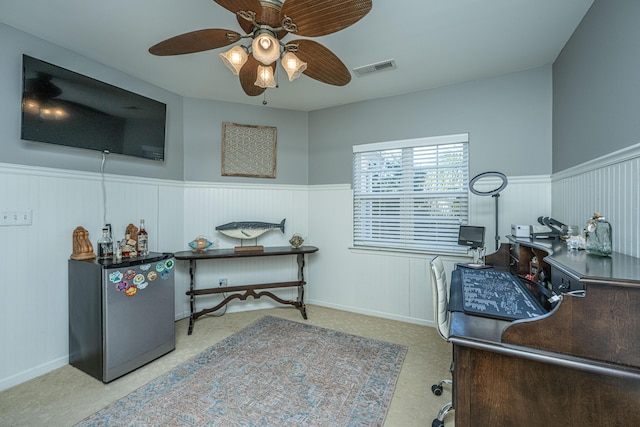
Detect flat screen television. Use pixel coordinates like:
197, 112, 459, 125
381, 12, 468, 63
458, 225, 485, 249
21, 54, 167, 161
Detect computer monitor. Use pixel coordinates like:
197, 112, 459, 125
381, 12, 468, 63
458, 226, 485, 249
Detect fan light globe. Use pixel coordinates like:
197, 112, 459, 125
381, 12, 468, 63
252, 33, 280, 65
281, 52, 307, 81
219, 46, 248, 75
255, 65, 277, 88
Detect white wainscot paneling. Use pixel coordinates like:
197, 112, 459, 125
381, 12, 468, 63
180, 183, 310, 316
0, 163, 183, 392
552, 144, 640, 258
183, 183, 309, 250
0, 165, 103, 392
0, 164, 551, 391
307, 185, 454, 326
468, 175, 552, 251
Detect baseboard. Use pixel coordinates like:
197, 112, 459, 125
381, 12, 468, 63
307, 299, 434, 328
0, 355, 68, 392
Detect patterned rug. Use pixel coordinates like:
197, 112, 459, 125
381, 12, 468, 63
75, 316, 407, 427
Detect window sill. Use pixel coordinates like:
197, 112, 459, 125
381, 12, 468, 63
348, 245, 472, 259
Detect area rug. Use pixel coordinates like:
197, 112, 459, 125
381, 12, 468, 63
75, 315, 407, 427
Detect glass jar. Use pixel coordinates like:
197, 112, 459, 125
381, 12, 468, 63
584, 212, 612, 256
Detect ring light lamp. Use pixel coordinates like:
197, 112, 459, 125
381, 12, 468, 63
469, 171, 508, 250
469, 171, 508, 196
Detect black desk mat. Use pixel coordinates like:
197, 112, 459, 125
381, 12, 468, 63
450, 268, 546, 321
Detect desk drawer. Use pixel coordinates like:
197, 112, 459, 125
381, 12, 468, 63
551, 266, 584, 294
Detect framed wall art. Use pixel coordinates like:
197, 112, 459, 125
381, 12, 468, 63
222, 122, 277, 178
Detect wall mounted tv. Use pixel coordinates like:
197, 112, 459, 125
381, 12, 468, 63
21, 54, 167, 161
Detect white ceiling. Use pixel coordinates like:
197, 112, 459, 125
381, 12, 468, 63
0, 0, 594, 111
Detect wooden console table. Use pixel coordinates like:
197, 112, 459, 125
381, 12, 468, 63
174, 246, 318, 334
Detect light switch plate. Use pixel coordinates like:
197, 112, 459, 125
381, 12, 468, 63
0, 209, 32, 226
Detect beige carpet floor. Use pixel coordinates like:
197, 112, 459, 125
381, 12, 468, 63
0, 305, 453, 426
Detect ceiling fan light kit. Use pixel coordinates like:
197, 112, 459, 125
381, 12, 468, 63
149, 0, 373, 97
219, 45, 249, 75
281, 51, 307, 81
255, 65, 277, 88
251, 30, 280, 65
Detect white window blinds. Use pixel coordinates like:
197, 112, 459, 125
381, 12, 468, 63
353, 134, 469, 253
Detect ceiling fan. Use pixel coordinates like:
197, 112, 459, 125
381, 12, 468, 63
149, 0, 372, 97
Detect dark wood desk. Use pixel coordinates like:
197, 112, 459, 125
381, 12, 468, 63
175, 246, 318, 334
449, 240, 640, 426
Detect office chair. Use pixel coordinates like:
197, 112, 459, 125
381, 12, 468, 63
430, 256, 453, 427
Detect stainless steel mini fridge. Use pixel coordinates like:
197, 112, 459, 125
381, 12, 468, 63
69, 252, 175, 382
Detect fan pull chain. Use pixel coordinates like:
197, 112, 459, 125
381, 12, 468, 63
262, 66, 280, 105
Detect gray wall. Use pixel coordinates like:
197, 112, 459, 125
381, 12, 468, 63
183, 98, 309, 184
1, 22, 309, 184
308, 66, 553, 185
0, 23, 184, 181
553, 0, 639, 173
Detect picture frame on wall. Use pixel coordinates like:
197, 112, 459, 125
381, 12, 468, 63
222, 122, 277, 178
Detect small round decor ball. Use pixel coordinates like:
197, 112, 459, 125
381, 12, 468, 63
289, 234, 304, 248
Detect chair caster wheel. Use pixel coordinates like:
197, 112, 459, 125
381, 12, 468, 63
432, 418, 444, 427
431, 384, 443, 396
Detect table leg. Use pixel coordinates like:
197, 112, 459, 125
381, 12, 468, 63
188, 259, 196, 335
297, 253, 308, 319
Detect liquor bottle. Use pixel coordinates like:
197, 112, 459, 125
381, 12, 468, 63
138, 219, 149, 256
121, 233, 131, 258
97, 227, 113, 261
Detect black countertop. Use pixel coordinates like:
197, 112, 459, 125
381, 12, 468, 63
508, 236, 640, 286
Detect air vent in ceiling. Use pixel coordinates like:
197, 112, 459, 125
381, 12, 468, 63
353, 59, 397, 77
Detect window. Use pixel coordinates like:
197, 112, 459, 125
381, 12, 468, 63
352, 133, 469, 253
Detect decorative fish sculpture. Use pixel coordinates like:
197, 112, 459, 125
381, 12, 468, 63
215, 219, 285, 240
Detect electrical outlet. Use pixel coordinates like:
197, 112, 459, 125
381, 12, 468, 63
219, 278, 227, 287
0, 209, 32, 226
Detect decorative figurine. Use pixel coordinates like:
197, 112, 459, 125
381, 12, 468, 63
126, 223, 139, 243
70, 226, 96, 260
215, 219, 285, 239
215, 219, 285, 252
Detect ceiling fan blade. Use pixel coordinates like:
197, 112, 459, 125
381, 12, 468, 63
149, 29, 240, 56
238, 55, 274, 96
281, 0, 372, 37
214, 0, 262, 16
235, 0, 287, 38
292, 39, 351, 86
